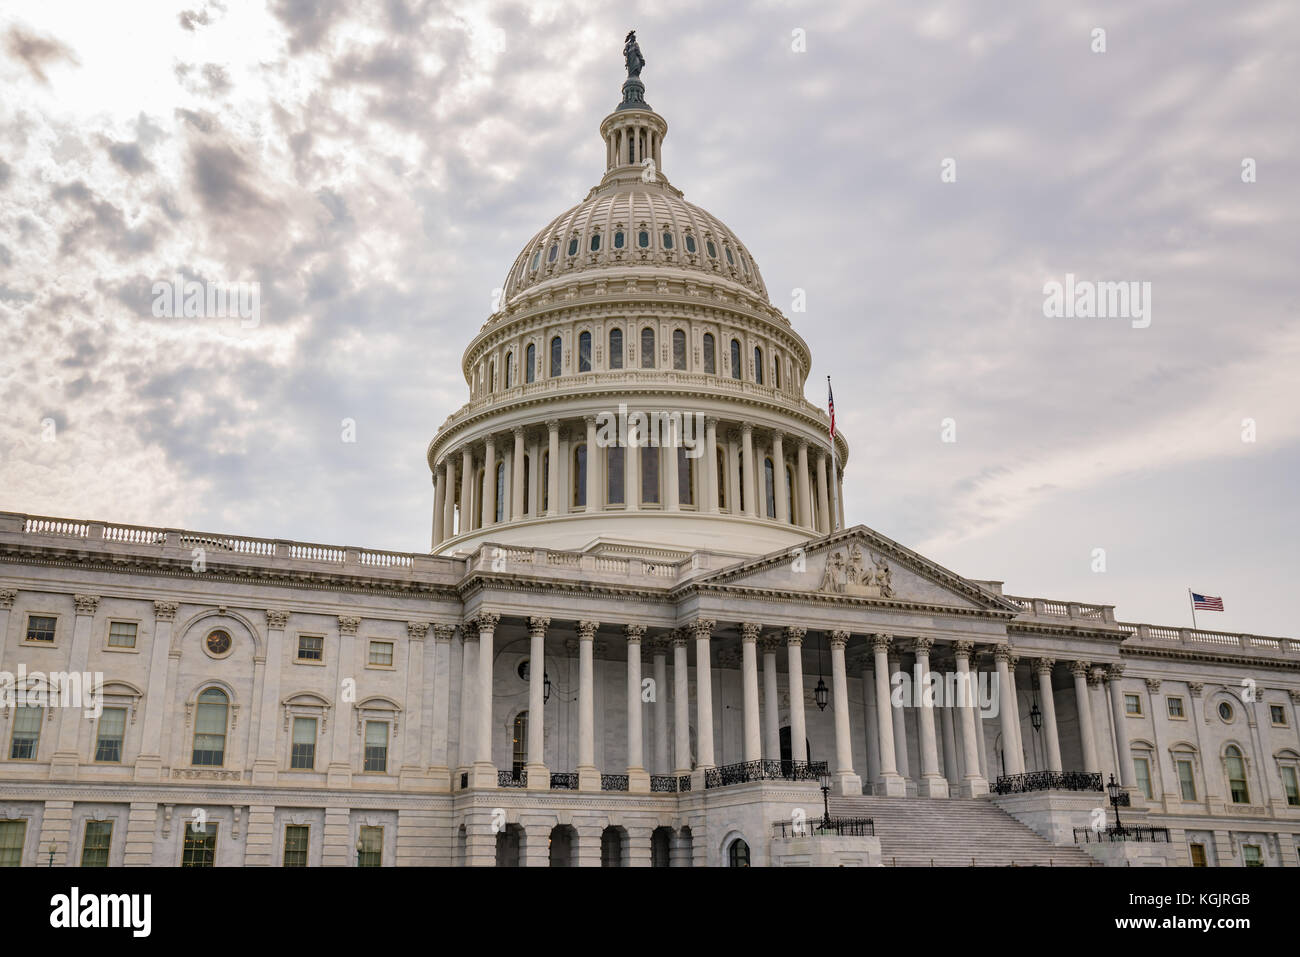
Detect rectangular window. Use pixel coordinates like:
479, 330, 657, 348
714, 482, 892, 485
368, 641, 393, 667
363, 721, 388, 773
297, 635, 323, 661
25, 615, 56, 643
94, 707, 126, 763
1282, 766, 1300, 807
1124, 693, 1142, 715
1133, 756, 1153, 799
107, 621, 137, 648
1166, 696, 1184, 718
10, 706, 42, 760
607, 447, 625, 505
81, 821, 112, 867
182, 823, 218, 867
641, 447, 660, 504
283, 825, 309, 867
1177, 759, 1197, 801
0, 821, 26, 867
1271, 704, 1287, 726
290, 717, 316, 770
358, 825, 383, 867
1189, 843, 1207, 867
1242, 844, 1262, 867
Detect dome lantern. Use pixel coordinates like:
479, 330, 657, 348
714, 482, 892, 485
601, 30, 667, 179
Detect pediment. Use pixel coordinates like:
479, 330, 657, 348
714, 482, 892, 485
689, 525, 1016, 613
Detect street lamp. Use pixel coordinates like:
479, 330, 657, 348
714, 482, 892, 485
818, 767, 832, 831
814, 633, 828, 712
1030, 700, 1042, 732
543, 671, 552, 704
47, 842, 56, 867
355, 837, 364, 867
1106, 773, 1125, 833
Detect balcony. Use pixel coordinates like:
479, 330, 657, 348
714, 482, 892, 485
771, 817, 874, 839
992, 771, 1103, 794
704, 759, 829, 789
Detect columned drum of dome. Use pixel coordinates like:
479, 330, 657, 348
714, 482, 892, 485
428, 43, 849, 557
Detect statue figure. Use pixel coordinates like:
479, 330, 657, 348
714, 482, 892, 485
873, 554, 894, 596
819, 550, 845, 593
624, 30, 645, 79
846, 543, 864, 586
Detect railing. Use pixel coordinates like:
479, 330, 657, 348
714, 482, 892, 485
772, 818, 874, 839
678, 774, 691, 792
498, 770, 526, 788
704, 760, 829, 789
992, 771, 1103, 794
1074, 826, 1170, 843
549, 772, 578, 790
600, 774, 629, 792
1114, 791, 1131, 807
649, 775, 679, 792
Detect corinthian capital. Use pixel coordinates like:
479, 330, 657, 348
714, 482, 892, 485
527, 616, 550, 637
688, 618, 716, 640
740, 622, 762, 643
267, 610, 291, 630
74, 594, 101, 616
784, 625, 807, 646
154, 601, 179, 621
577, 620, 600, 641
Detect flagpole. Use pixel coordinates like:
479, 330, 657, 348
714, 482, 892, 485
827, 376, 840, 532
1188, 588, 1198, 631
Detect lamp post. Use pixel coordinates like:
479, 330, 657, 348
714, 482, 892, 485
818, 767, 832, 831
543, 671, 552, 704
47, 842, 56, 867
355, 837, 364, 867
1106, 773, 1125, 834
814, 633, 828, 712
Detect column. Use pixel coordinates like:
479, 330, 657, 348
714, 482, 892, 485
762, 637, 781, 761
456, 626, 477, 777
1071, 660, 1099, 774
740, 424, 756, 516
1107, 665, 1136, 788
625, 424, 639, 509
653, 639, 669, 774
543, 420, 560, 516
134, 601, 176, 779
771, 432, 788, 524
692, 619, 716, 774
857, 655, 881, 787
576, 621, 599, 791
889, 652, 910, 782
940, 700, 960, 787
584, 416, 599, 510
871, 634, 906, 795
740, 623, 762, 763
482, 435, 497, 527
994, 646, 1025, 776
912, 638, 948, 796
755, 437, 769, 519
795, 440, 813, 529
1006, 655, 1025, 776
525, 616, 549, 789
444, 457, 458, 538
400, 622, 429, 787
329, 616, 358, 787
459, 446, 473, 531
432, 466, 446, 546
625, 624, 650, 792
51, 594, 99, 775
0, 590, 14, 675
470, 612, 499, 787
828, 630, 862, 794
428, 624, 454, 790
815, 450, 831, 534
1089, 668, 1116, 780
785, 627, 808, 763
511, 428, 526, 520
953, 641, 989, 796
705, 417, 719, 512
1036, 658, 1063, 773
672, 630, 691, 775
726, 432, 741, 513
252, 609, 289, 784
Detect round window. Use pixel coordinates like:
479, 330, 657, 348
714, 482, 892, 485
1218, 701, 1234, 722
517, 659, 529, 681
206, 629, 233, 658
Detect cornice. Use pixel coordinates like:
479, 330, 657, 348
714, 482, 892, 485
1120, 643, 1300, 673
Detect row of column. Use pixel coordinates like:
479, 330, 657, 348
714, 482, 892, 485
431, 421, 840, 546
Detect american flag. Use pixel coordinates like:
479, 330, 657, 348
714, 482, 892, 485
1191, 593, 1224, 612
827, 377, 836, 441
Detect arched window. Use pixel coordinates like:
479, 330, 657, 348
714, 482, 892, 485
672, 329, 686, 370
724, 245, 735, 265
728, 838, 750, 867
706, 239, 717, 258
550, 336, 562, 377
547, 242, 558, 263
495, 461, 506, 523
716, 448, 727, 510
678, 448, 694, 506
530, 250, 540, 272
573, 444, 587, 507
641, 447, 660, 505
192, 688, 228, 766
578, 331, 592, 372
703, 333, 716, 374
685, 233, 697, 253
638, 230, 649, 248
525, 344, 536, 384
590, 231, 602, 252
730, 339, 741, 380
764, 457, 776, 518
614, 230, 625, 249
1226, 745, 1249, 803
662, 231, 673, 250
512, 711, 527, 779
567, 237, 579, 257
608, 328, 623, 369
774, 356, 781, 389
504, 351, 513, 389
607, 447, 625, 505
488, 361, 496, 393
754, 346, 764, 384
640, 327, 655, 369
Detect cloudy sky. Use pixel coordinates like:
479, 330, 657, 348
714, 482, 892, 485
1, 0, 1296, 635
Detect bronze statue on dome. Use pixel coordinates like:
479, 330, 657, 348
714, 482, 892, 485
624, 30, 645, 79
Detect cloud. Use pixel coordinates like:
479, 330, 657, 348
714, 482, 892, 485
4, 25, 79, 84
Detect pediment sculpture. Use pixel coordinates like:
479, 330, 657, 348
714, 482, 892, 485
817, 543, 895, 598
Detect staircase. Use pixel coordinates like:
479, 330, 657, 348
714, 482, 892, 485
828, 795, 1097, 867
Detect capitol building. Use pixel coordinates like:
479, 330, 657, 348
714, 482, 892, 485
1, 38, 1297, 869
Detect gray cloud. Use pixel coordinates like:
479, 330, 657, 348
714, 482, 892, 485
4, 26, 79, 84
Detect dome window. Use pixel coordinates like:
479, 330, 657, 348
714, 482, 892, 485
730, 338, 741, 380
590, 232, 602, 252
706, 240, 717, 258
614, 231, 625, 249
703, 333, 716, 374
568, 237, 579, 257
547, 242, 558, 263
550, 336, 563, 378
725, 245, 735, 265
754, 346, 764, 384
685, 234, 696, 254
608, 328, 624, 369
530, 251, 540, 271
638, 230, 649, 248
578, 331, 592, 372
525, 344, 536, 384
672, 329, 686, 370
662, 232, 673, 250
640, 327, 655, 369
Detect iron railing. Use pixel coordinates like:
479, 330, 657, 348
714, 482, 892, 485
650, 775, 678, 792
772, 817, 874, 839
704, 760, 829, 789
498, 770, 526, 788
1074, 826, 1170, 843
678, 774, 691, 792
549, 772, 578, 790
992, 771, 1103, 794
600, 774, 629, 791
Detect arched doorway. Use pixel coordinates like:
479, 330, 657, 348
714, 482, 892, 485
651, 827, 673, 867
600, 826, 625, 867
727, 837, 751, 867
495, 824, 522, 867
548, 825, 575, 867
